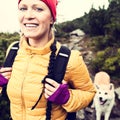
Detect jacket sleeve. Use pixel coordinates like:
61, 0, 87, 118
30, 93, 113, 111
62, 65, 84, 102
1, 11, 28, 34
62, 50, 96, 112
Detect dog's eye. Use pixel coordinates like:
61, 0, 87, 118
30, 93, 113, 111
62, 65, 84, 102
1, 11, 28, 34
99, 92, 101, 94
105, 92, 108, 95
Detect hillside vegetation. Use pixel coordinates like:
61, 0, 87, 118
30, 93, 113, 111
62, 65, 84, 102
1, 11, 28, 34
55, 0, 120, 79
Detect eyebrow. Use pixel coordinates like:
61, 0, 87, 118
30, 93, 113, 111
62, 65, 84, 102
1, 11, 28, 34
19, 3, 44, 8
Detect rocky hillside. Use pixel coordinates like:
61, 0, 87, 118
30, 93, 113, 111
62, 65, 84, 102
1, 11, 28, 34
57, 31, 120, 120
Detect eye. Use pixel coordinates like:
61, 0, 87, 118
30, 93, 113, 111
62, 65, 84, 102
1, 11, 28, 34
19, 7, 27, 11
105, 92, 108, 95
35, 7, 43, 12
99, 92, 101, 94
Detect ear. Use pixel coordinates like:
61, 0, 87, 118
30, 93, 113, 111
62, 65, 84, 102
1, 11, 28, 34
95, 84, 99, 89
50, 17, 54, 25
109, 83, 114, 90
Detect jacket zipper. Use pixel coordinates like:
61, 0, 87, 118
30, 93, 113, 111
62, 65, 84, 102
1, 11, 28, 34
21, 54, 33, 120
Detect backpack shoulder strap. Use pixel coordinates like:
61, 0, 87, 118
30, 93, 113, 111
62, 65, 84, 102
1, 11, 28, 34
1, 41, 19, 98
53, 45, 71, 83
53, 46, 76, 120
3, 41, 19, 67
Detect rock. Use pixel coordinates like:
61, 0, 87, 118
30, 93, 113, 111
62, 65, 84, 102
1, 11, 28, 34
70, 29, 85, 37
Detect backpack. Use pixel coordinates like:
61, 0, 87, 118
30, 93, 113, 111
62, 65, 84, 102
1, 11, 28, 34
2, 41, 76, 120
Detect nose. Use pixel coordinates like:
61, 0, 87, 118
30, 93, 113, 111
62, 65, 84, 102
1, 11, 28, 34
24, 10, 35, 19
99, 97, 103, 101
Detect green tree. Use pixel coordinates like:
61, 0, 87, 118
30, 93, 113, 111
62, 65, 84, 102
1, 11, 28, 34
88, 7, 108, 36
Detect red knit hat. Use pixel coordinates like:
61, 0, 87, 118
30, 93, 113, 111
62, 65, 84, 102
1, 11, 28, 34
18, 0, 58, 21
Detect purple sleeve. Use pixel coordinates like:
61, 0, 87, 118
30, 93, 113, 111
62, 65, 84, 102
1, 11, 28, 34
0, 74, 8, 87
48, 84, 70, 105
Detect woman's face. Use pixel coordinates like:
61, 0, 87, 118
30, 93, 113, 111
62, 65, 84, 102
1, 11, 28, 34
18, 0, 53, 40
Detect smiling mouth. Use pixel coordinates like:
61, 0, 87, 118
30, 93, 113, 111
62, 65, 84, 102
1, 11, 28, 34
99, 99, 107, 105
24, 23, 39, 27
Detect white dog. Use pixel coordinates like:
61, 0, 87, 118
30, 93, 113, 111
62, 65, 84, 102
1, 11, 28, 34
93, 71, 115, 120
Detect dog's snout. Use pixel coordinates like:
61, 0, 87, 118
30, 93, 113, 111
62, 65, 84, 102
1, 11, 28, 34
99, 97, 102, 101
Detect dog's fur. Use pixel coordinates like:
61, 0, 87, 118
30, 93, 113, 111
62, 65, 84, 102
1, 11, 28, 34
93, 71, 115, 120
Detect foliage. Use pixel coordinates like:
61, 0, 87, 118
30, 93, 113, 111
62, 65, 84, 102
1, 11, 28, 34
55, 0, 120, 78
0, 32, 19, 66
91, 48, 120, 77
55, 13, 90, 37
88, 8, 108, 36
89, 0, 120, 78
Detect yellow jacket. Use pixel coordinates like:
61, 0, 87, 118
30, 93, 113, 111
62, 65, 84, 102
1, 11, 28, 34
6, 36, 96, 120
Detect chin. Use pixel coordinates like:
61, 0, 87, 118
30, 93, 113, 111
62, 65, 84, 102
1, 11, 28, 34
24, 32, 39, 38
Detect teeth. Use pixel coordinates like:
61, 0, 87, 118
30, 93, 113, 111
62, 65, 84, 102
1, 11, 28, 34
25, 24, 38, 27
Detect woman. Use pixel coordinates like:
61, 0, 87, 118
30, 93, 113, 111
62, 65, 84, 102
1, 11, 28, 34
0, 0, 96, 120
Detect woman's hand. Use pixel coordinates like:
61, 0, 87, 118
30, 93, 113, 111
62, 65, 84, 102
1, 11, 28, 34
44, 78, 60, 99
44, 78, 70, 105
0, 67, 12, 80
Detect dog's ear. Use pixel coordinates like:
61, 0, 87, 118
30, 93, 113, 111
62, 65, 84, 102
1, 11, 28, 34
95, 84, 99, 89
109, 83, 114, 90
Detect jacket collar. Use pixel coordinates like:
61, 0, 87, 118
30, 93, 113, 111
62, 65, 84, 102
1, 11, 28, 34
19, 35, 55, 55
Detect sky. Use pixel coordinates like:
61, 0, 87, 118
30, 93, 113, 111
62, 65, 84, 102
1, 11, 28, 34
0, 0, 109, 33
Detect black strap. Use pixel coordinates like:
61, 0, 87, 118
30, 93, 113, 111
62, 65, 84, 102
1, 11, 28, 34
66, 112, 76, 120
53, 46, 71, 83
53, 46, 77, 120
3, 41, 19, 67
1, 41, 19, 101
53, 46, 76, 120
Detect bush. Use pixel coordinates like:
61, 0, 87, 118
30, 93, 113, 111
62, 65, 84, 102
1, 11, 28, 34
91, 48, 120, 78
